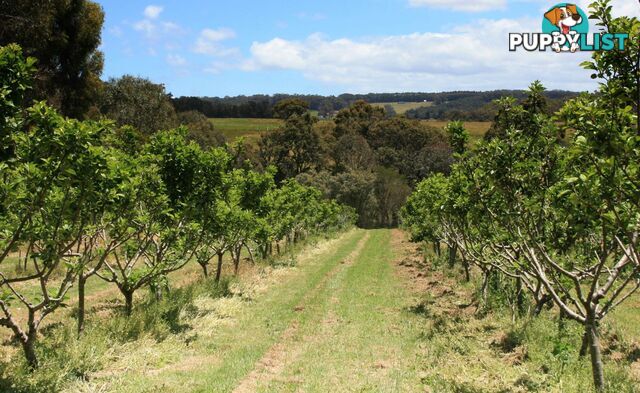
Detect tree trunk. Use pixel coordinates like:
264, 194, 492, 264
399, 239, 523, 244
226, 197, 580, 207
276, 242, 280, 255
77, 275, 87, 336
433, 241, 441, 257
515, 277, 524, 315
215, 252, 224, 282
260, 244, 268, 259
462, 257, 470, 282
481, 269, 490, 304
123, 290, 133, 316
586, 318, 605, 391
232, 246, 241, 275
21, 336, 38, 369
199, 261, 209, 278
245, 243, 255, 263
2, 308, 38, 368
533, 294, 551, 316
153, 285, 162, 302
448, 243, 457, 268
579, 329, 589, 358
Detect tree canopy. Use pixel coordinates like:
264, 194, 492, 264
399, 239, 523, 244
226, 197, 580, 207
0, 45, 356, 368
0, 0, 104, 118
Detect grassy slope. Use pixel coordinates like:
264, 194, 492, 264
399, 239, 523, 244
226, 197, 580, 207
256, 229, 422, 392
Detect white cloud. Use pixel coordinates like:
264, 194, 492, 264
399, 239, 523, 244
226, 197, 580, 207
193, 28, 239, 57
243, 18, 597, 92
166, 54, 187, 66
162, 21, 182, 34
144, 5, 163, 20
200, 28, 236, 42
611, 0, 640, 17
409, 0, 506, 12
133, 19, 155, 36
133, 7, 183, 40
536, 0, 640, 18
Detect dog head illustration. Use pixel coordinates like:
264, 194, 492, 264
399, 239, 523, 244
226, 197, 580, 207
544, 4, 583, 34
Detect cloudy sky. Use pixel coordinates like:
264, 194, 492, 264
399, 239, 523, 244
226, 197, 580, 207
97, 0, 638, 97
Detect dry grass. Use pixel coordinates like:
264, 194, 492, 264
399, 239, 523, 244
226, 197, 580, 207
233, 232, 371, 393
393, 235, 640, 392
208, 117, 492, 146
420, 120, 491, 139
372, 101, 433, 114
209, 118, 282, 143
61, 230, 365, 393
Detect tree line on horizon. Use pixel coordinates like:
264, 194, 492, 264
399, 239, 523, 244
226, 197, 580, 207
172, 90, 580, 120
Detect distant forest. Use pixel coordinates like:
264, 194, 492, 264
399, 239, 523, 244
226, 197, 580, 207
172, 90, 581, 121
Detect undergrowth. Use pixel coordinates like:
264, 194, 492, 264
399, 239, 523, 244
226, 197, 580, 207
0, 276, 233, 393
413, 246, 640, 392
0, 232, 340, 393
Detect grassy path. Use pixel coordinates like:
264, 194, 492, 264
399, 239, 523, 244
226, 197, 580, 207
92, 228, 424, 393
245, 228, 423, 393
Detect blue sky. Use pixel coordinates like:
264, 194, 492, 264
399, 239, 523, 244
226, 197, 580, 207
96, 0, 638, 97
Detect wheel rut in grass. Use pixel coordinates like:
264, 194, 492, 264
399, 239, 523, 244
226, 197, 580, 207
235, 229, 425, 392
232, 231, 371, 393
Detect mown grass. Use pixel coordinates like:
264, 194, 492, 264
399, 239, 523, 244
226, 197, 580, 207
259, 229, 424, 392
0, 230, 356, 393
16, 230, 363, 393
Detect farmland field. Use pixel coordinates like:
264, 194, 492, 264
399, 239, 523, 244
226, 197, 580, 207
210, 118, 283, 143
210, 117, 492, 144
372, 101, 433, 114
421, 120, 491, 140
